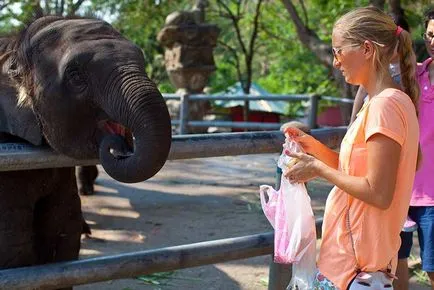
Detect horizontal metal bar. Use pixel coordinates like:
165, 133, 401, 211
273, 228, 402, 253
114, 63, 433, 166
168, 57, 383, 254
162, 93, 181, 100
321, 96, 354, 104
0, 232, 273, 290
0, 128, 346, 171
188, 94, 310, 101
0, 218, 324, 289
162, 93, 354, 104
188, 120, 283, 129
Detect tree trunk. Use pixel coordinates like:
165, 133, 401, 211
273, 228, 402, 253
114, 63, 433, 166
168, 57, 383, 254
369, 0, 385, 10
280, 0, 356, 102
388, 0, 403, 18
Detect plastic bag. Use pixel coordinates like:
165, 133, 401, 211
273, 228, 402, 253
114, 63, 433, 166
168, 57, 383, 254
259, 138, 317, 290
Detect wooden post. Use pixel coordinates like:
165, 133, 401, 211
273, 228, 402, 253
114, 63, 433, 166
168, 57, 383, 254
308, 94, 319, 129
179, 93, 190, 135
267, 166, 292, 290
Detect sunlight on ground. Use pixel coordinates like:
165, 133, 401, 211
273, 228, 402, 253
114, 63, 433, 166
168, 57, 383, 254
79, 249, 102, 256
97, 208, 140, 219
93, 185, 119, 194
83, 229, 146, 245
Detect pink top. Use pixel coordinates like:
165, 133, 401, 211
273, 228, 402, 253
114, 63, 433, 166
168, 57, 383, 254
412, 58, 434, 206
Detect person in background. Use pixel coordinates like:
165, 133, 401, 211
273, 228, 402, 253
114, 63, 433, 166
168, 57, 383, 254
395, 9, 434, 290
284, 7, 420, 289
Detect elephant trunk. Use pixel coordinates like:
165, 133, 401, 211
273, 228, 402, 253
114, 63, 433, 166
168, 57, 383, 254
98, 68, 172, 183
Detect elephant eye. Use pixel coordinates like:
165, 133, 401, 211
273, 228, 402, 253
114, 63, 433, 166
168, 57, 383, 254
65, 67, 87, 92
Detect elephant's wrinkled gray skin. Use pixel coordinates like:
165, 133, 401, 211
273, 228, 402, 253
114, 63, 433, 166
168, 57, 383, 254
0, 15, 171, 284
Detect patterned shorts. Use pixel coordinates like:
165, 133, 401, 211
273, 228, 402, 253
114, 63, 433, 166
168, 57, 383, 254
312, 271, 338, 290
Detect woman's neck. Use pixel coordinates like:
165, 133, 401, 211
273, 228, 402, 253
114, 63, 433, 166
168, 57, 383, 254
364, 70, 398, 99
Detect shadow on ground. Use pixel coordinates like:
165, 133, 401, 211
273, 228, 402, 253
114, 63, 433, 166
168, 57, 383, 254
77, 154, 281, 290
75, 154, 429, 290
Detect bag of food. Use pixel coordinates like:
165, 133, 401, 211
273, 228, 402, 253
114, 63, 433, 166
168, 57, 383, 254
259, 138, 317, 289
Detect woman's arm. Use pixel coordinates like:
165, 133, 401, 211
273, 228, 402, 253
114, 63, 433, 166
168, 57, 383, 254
285, 127, 339, 169
301, 136, 339, 169
286, 133, 401, 210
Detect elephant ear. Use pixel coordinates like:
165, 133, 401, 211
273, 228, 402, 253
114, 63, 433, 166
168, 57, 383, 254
0, 77, 42, 146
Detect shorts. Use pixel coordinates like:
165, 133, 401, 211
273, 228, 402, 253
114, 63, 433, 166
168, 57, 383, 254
398, 206, 434, 272
312, 271, 338, 290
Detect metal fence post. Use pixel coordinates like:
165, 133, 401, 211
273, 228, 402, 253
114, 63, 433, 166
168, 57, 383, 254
308, 94, 320, 129
179, 93, 189, 135
268, 166, 292, 290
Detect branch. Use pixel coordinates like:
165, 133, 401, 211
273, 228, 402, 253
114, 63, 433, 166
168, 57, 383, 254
369, 0, 385, 10
280, 0, 332, 68
247, 0, 263, 63
59, 0, 65, 15
298, 0, 308, 27
260, 24, 292, 43
32, 0, 45, 19
388, 0, 403, 17
245, 0, 263, 90
217, 39, 243, 83
0, 0, 12, 11
69, 0, 85, 15
216, 0, 248, 58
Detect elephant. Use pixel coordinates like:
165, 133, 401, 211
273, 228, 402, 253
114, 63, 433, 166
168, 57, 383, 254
76, 165, 99, 196
0, 15, 172, 286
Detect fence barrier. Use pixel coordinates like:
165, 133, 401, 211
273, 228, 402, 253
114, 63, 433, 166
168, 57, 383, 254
0, 128, 346, 289
0, 128, 346, 171
163, 93, 354, 134
0, 218, 324, 290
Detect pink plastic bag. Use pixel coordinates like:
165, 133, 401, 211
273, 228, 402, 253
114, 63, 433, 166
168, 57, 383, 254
259, 139, 317, 289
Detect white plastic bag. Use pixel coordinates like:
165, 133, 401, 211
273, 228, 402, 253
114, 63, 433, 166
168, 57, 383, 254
259, 139, 317, 290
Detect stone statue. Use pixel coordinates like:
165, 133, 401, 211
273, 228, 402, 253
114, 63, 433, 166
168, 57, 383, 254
164, 0, 208, 27
158, 0, 219, 134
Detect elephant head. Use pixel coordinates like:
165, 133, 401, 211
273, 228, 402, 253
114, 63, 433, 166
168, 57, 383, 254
0, 16, 172, 183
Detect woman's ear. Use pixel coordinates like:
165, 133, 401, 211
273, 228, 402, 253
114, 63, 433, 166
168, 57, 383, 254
362, 40, 375, 59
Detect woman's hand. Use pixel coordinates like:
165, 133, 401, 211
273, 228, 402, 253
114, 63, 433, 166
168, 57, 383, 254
284, 127, 319, 156
283, 151, 321, 183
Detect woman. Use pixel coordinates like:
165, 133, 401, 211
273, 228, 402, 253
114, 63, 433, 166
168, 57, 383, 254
395, 9, 434, 290
284, 7, 420, 289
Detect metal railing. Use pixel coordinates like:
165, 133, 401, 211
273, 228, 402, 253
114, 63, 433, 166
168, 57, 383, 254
0, 128, 347, 289
163, 93, 354, 134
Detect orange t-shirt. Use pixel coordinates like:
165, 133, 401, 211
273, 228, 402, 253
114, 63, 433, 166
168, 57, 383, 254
317, 88, 419, 290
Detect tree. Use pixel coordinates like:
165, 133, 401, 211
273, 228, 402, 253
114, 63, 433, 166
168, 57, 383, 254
208, 0, 264, 122
89, 0, 191, 87
0, 0, 88, 32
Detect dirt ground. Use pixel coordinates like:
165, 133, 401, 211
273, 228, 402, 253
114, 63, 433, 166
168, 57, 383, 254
76, 154, 430, 290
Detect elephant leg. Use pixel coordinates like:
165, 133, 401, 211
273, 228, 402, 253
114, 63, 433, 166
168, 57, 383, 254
34, 170, 82, 289
82, 215, 92, 236
0, 203, 36, 269
34, 191, 82, 264
76, 165, 99, 196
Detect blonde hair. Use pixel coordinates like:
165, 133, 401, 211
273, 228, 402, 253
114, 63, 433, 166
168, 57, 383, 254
334, 7, 419, 115
334, 7, 422, 169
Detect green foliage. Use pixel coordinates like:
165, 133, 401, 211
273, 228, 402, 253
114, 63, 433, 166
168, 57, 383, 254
0, 0, 431, 102
89, 0, 191, 91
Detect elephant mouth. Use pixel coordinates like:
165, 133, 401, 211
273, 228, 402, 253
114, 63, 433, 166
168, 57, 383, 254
99, 120, 134, 159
